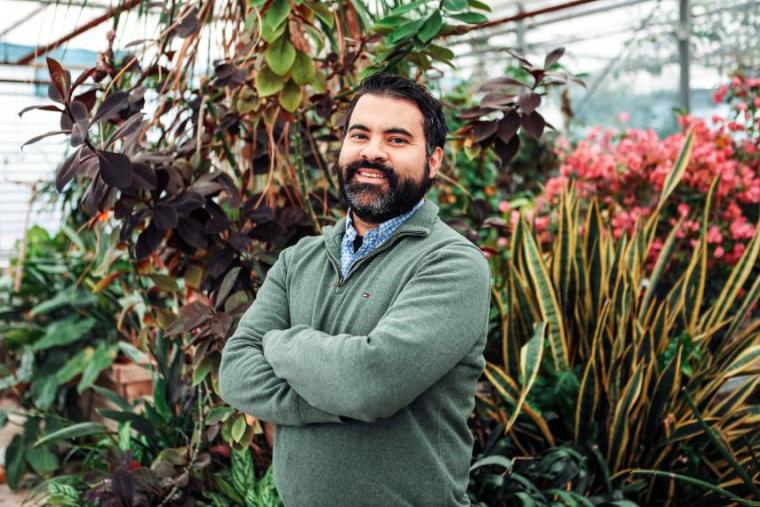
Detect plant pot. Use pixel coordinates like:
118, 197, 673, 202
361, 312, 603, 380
102, 362, 154, 403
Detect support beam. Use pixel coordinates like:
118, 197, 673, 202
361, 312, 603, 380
678, 0, 691, 112
16, 0, 143, 65
515, 3, 527, 54
8, 0, 113, 9
449, 0, 646, 45
446, 0, 602, 37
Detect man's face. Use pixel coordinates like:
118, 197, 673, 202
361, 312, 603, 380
337, 94, 443, 224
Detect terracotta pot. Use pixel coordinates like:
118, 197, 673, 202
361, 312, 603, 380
102, 361, 154, 403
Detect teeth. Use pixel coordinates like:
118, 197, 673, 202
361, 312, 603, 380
358, 170, 384, 178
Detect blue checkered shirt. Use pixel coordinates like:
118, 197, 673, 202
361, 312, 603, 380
340, 200, 424, 277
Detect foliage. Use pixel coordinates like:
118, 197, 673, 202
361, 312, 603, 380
479, 131, 760, 504
534, 75, 759, 304
469, 441, 639, 506
0, 223, 146, 489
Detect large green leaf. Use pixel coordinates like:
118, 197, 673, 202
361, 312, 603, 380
232, 446, 255, 497
417, 11, 443, 42
77, 343, 117, 393
25, 446, 59, 475
32, 316, 96, 351
30, 289, 97, 316
291, 51, 315, 86
35, 422, 109, 447
262, 0, 290, 33
522, 219, 569, 371
278, 80, 302, 112
265, 35, 296, 76
55, 346, 94, 383
255, 66, 285, 97
653, 128, 694, 214
5, 434, 25, 490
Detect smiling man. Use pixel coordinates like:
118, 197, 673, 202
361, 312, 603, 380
219, 73, 491, 506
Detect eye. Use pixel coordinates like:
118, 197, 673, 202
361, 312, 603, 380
351, 133, 368, 140
389, 137, 407, 144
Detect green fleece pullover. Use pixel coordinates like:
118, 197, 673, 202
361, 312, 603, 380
219, 200, 491, 506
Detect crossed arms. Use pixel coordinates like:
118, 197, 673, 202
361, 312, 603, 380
219, 244, 490, 425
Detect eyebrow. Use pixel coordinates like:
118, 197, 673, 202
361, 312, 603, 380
348, 124, 414, 138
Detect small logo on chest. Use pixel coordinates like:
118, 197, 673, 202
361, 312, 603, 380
361, 292, 371, 299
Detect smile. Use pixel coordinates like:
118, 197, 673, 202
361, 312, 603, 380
356, 169, 386, 179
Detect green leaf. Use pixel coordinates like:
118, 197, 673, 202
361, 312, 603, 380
260, 15, 288, 43
417, 11, 443, 43
213, 475, 244, 504
291, 50, 316, 86
372, 14, 406, 33
118, 342, 150, 364
468, 0, 492, 11
444, 0, 468, 11
232, 446, 255, 496
388, 17, 427, 44
207, 406, 234, 425
263, 0, 290, 33
30, 289, 97, 316
255, 66, 285, 97
5, 434, 25, 490
469, 454, 513, 472
449, 12, 489, 24
278, 80, 302, 112
265, 35, 296, 76
77, 343, 117, 393
91, 385, 132, 412
56, 346, 94, 384
47, 481, 81, 506
34, 422, 108, 447
193, 356, 214, 386
655, 128, 694, 213
32, 374, 60, 411
26, 446, 60, 475
32, 316, 96, 351
231, 414, 247, 443
98, 409, 159, 440
304, 1, 333, 27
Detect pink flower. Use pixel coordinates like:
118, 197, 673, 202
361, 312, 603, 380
754, 96, 760, 108
497, 237, 508, 248
677, 203, 690, 217
714, 246, 725, 258
730, 220, 755, 240
619, 112, 630, 123
498, 200, 510, 213
534, 215, 550, 232
713, 85, 729, 103
706, 225, 723, 244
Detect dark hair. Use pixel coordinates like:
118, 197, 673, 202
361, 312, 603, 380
343, 72, 447, 157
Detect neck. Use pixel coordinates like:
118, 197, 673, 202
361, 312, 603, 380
351, 210, 379, 236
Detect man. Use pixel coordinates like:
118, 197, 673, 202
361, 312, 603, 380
219, 73, 491, 507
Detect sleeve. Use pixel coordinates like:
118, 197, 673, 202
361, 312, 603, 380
262, 244, 492, 423
219, 248, 343, 426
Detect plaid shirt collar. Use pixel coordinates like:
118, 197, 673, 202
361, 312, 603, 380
340, 200, 424, 277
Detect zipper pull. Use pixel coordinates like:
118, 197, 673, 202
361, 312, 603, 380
334, 277, 344, 287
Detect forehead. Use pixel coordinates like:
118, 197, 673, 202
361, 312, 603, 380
349, 94, 424, 135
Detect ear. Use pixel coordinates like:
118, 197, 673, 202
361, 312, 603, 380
427, 146, 444, 179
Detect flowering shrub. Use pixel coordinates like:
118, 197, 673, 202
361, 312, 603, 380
534, 73, 759, 275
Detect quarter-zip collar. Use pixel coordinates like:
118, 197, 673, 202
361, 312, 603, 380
323, 199, 440, 266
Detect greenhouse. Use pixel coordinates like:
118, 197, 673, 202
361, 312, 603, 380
0, 0, 758, 505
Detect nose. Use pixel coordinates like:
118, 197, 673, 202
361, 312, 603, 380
358, 137, 388, 163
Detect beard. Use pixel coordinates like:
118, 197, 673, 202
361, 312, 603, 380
335, 159, 432, 224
